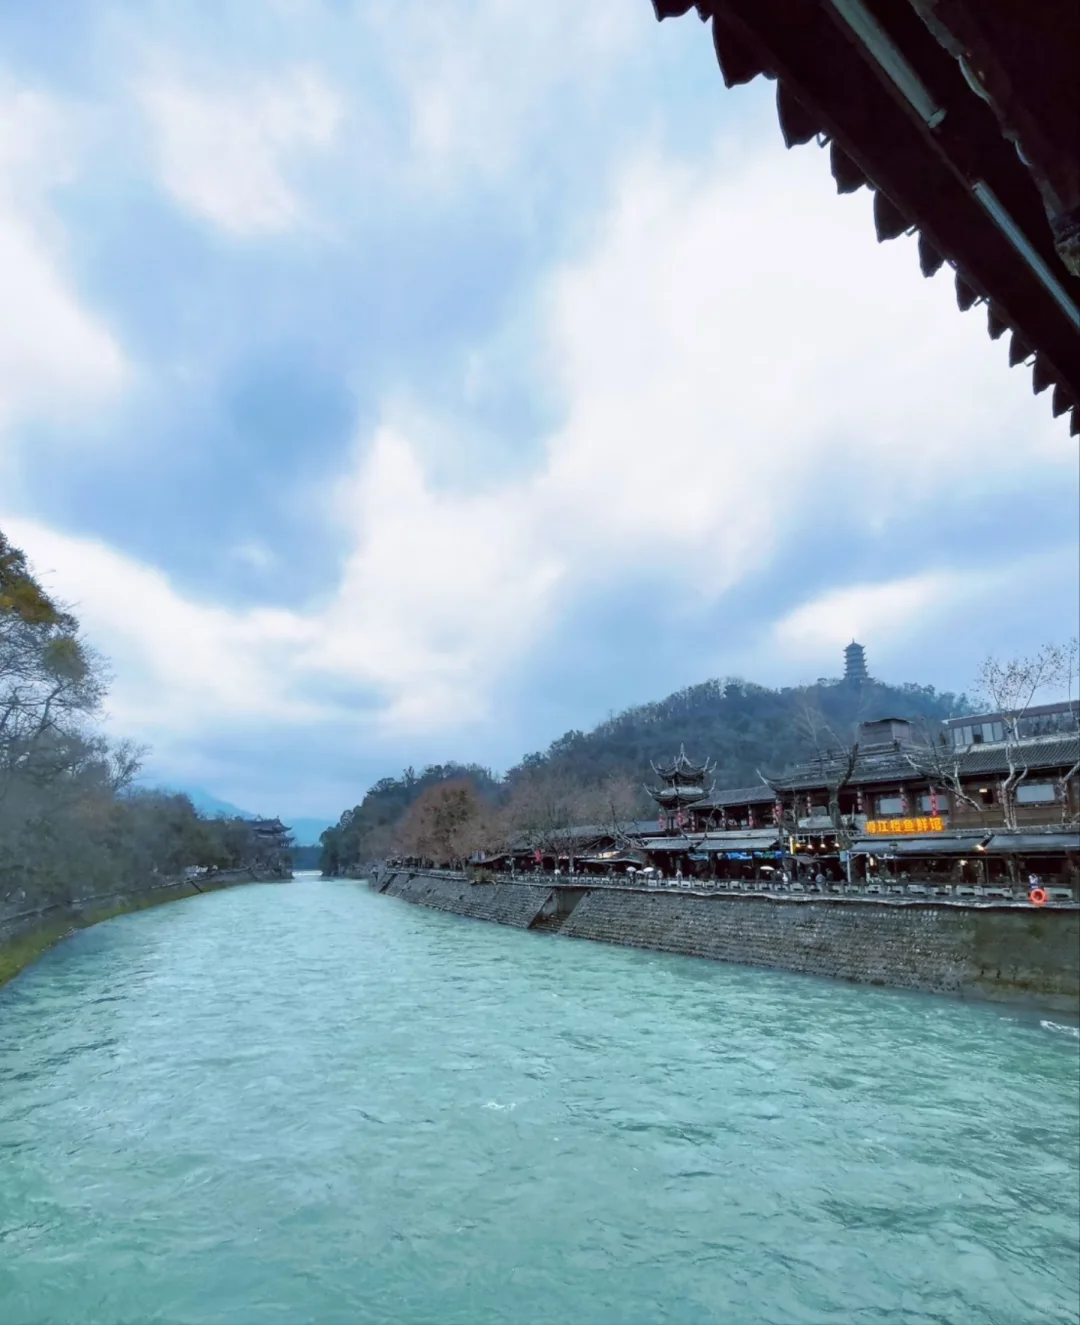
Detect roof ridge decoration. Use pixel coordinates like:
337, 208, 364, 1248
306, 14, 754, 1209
651, 0, 1080, 436
650, 743, 716, 780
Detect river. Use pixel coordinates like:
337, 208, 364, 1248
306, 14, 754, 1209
1, 878, 1077, 1324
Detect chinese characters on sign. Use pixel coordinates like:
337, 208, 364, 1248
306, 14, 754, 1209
865, 817, 945, 835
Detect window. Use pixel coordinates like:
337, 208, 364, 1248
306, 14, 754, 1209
1016, 782, 1056, 804
977, 786, 995, 805
954, 721, 1006, 747
877, 795, 905, 815
917, 793, 943, 813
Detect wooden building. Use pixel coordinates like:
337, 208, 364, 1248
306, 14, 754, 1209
635, 717, 1079, 888
249, 818, 294, 875
647, 746, 715, 832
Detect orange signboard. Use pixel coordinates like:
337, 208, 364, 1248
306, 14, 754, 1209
865, 817, 944, 835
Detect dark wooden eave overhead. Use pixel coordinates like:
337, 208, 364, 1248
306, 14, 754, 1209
653, 0, 1080, 435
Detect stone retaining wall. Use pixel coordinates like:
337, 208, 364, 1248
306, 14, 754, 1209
379, 871, 552, 928
373, 870, 1080, 1011
561, 889, 1080, 1009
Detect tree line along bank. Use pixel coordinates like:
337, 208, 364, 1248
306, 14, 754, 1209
0, 530, 293, 930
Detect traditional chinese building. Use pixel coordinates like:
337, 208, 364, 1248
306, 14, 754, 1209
647, 747, 714, 833
249, 818, 294, 875
671, 713, 1079, 885
844, 640, 869, 686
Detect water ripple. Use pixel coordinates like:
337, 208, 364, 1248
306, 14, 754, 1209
0, 878, 1077, 1325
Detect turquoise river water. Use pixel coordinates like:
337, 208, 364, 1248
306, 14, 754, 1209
1, 878, 1078, 1324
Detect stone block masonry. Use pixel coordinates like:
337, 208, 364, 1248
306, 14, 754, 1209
373, 871, 1080, 1013
379, 872, 553, 929
560, 890, 1079, 1010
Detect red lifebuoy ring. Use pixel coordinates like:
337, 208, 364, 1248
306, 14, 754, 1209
1029, 887, 1048, 906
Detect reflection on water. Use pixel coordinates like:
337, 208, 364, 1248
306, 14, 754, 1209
1, 878, 1077, 1325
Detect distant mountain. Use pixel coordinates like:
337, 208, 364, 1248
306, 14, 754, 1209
144, 784, 332, 846
179, 788, 257, 820
287, 818, 335, 847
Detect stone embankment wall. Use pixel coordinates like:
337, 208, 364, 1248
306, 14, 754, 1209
377, 870, 551, 928
560, 890, 1079, 1009
373, 870, 1080, 1012
0, 870, 284, 987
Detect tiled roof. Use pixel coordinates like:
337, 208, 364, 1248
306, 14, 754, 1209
953, 736, 1080, 776
697, 784, 775, 809
698, 736, 1079, 805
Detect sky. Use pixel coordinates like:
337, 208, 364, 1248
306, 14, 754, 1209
1, 1, 1077, 820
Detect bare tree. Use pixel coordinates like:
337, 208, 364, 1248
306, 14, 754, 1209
502, 771, 595, 871
759, 697, 861, 880
106, 738, 148, 794
792, 698, 860, 834
394, 778, 495, 868
581, 773, 642, 850
1055, 639, 1080, 823
903, 734, 990, 824
976, 643, 1075, 828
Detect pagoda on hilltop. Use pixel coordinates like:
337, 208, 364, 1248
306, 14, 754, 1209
844, 640, 869, 687
648, 746, 714, 833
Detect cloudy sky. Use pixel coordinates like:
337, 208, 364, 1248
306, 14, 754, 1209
2, 1, 1076, 819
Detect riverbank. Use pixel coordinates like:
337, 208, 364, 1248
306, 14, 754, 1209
0, 871, 287, 988
372, 868, 1080, 1013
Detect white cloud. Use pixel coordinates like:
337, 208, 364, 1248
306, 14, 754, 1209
141, 66, 341, 234
771, 570, 997, 659
1, 516, 321, 735
3, 130, 1073, 759
364, 0, 635, 189
315, 138, 1070, 722
0, 85, 127, 442
308, 426, 565, 728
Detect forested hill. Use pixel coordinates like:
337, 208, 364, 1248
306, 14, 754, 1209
320, 675, 972, 870
508, 676, 972, 789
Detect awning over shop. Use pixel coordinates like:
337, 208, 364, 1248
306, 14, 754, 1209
850, 837, 974, 857
852, 832, 1080, 858
579, 854, 644, 867
986, 833, 1080, 855
640, 836, 696, 851
699, 835, 780, 853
